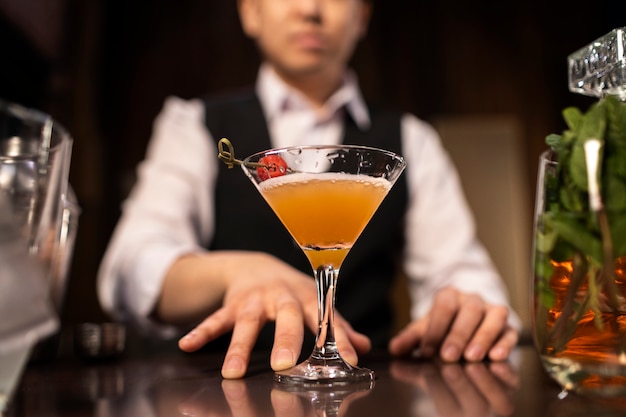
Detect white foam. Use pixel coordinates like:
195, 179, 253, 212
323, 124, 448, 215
258, 172, 391, 191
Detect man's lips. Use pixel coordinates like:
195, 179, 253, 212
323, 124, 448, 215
291, 32, 326, 50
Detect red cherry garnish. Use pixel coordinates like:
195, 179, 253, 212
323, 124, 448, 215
257, 155, 288, 180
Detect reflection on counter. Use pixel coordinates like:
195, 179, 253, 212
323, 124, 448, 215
8, 346, 626, 417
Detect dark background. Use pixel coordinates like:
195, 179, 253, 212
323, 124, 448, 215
0, 0, 623, 326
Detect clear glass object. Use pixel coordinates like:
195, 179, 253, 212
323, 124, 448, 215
0, 100, 76, 413
0, 99, 74, 281
241, 145, 406, 386
0, 193, 58, 415
568, 26, 626, 99
531, 151, 626, 396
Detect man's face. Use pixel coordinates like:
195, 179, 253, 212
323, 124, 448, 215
239, 0, 370, 78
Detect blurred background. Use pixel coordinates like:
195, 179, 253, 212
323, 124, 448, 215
0, 0, 623, 335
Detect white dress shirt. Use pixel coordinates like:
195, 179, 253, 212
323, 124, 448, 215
97, 64, 519, 336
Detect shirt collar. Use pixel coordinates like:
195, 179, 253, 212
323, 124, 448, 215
255, 62, 371, 130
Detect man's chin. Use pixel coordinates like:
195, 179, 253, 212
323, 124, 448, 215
280, 59, 334, 77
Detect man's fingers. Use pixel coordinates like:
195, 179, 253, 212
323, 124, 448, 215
488, 326, 519, 362
439, 294, 485, 362
420, 288, 460, 357
333, 319, 360, 366
460, 304, 508, 362
178, 307, 234, 352
388, 317, 427, 356
271, 296, 305, 371
222, 297, 265, 379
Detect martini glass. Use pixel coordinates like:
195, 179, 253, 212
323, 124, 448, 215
240, 144, 406, 386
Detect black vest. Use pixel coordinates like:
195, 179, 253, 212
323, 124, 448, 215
204, 89, 408, 348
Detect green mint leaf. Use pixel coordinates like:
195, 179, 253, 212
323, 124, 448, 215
603, 173, 626, 211
563, 106, 583, 130
546, 133, 562, 148
568, 102, 606, 191
609, 212, 626, 258
605, 95, 626, 149
548, 213, 603, 264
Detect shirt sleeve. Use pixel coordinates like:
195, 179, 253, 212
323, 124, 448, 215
400, 114, 521, 330
97, 96, 217, 337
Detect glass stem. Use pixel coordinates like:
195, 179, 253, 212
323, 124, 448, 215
312, 265, 340, 360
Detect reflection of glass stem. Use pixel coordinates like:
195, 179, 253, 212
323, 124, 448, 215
311, 392, 341, 417
274, 380, 374, 417
313, 265, 340, 358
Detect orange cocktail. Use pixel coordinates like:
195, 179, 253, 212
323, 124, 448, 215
237, 143, 406, 385
259, 172, 390, 269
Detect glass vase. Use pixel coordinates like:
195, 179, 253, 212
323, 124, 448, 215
531, 150, 626, 396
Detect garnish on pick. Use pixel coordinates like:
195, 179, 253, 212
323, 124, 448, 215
257, 155, 288, 180
217, 138, 244, 168
217, 138, 288, 180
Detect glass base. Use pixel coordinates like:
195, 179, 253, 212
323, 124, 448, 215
274, 354, 375, 387
542, 355, 626, 396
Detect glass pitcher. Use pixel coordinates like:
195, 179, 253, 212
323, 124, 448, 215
0, 99, 75, 288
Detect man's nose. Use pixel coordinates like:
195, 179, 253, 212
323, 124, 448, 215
294, 0, 323, 22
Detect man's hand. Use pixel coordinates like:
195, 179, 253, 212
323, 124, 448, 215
176, 252, 371, 378
389, 286, 518, 362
